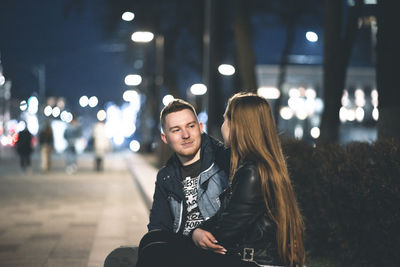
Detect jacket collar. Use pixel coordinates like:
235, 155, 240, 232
165, 133, 217, 172
162, 133, 222, 199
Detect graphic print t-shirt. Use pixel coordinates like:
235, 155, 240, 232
181, 159, 203, 236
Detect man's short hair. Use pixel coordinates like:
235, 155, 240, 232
160, 99, 197, 130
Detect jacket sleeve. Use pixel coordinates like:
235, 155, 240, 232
147, 172, 174, 232
202, 164, 266, 245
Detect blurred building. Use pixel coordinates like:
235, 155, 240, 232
257, 64, 377, 143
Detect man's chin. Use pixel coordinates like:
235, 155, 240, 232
177, 151, 197, 158
176, 148, 199, 159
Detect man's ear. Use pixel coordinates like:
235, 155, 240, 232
199, 122, 203, 133
161, 132, 168, 144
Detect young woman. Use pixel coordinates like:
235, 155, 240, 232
191, 92, 305, 267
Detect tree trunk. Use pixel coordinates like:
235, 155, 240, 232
318, 0, 363, 144
234, 0, 258, 92
203, 0, 219, 138
273, 20, 296, 123
376, 0, 400, 140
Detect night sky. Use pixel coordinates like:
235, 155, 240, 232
0, 0, 374, 114
0, 0, 132, 112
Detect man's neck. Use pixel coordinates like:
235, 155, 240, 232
178, 149, 201, 166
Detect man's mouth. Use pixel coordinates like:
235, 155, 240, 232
182, 141, 193, 147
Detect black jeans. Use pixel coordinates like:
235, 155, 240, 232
135, 230, 258, 267
19, 153, 31, 170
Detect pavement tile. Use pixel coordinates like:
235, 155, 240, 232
48, 213, 75, 219
0, 228, 39, 243
44, 258, 88, 267
0, 258, 46, 267
69, 223, 97, 228
0, 151, 154, 266
49, 249, 91, 259
29, 234, 62, 241
0, 244, 20, 253
15, 222, 43, 227
7, 209, 32, 215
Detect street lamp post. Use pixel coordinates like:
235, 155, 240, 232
131, 31, 164, 152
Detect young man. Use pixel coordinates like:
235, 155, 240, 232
148, 99, 230, 235
104, 99, 229, 267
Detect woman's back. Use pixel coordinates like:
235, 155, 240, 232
211, 160, 284, 266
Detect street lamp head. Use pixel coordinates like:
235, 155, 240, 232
190, 83, 207, 96
131, 31, 154, 43
306, 31, 318, 42
124, 74, 142, 86
122, 12, 135, 22
218, 64, 235, 76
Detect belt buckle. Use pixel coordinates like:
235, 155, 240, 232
242, 247, 254, 261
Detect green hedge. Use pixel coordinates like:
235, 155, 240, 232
282, 139, 400, 266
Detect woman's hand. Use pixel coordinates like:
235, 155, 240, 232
192, 228, 227, 254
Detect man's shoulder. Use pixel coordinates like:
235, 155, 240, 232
201, 133, 226, 159
200, 134, 230, 175
156, 165, 169, 179
202, 133, 224, 149
156, 156, 177, 181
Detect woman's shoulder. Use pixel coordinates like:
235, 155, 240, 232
235, 160, 260, 184
237, 160, 258, 172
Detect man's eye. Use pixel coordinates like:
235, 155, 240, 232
189, 124, 195, 128
172, 129, 179, 133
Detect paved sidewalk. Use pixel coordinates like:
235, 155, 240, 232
0, 149, 157, 267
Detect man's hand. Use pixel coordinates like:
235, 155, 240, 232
192, 228, 227, 254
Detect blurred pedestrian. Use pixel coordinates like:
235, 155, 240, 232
39, 122, 53, 172
16, 126, 33, 172
64, 118, 81, 174
92, 121, 110, 171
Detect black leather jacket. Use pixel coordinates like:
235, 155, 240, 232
198, 161, 284, 266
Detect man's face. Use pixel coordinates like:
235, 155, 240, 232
221, 113, 230, 147
161, 109, 203, 165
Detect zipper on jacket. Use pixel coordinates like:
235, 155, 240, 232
175, 201, 183, 233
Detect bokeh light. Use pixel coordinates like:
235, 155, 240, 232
124, 74, 142, 86
97, 110, 107, 121
52, 106, 61, 118
218, 64, 235, 76
131, 31, 154, 43
129, 140, 141, 152
89, 96, 98, 108
20, 100, 28, 111
44, 105, 53, 117
190, 83, 207, 95
258, 87, 280, 99
306, 31, 318, 42
122, 11, 135, 21
79, 95, 89, 107
162, 94, 174, 106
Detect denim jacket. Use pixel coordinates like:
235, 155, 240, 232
147, 134, 230, 234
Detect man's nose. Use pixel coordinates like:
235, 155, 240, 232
181, 129, 190, 138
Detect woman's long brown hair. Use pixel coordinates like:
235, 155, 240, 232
226, 93, 305, 267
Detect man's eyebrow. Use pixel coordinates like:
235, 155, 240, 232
168, 126, 180, 131
168, 121, 197, 131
